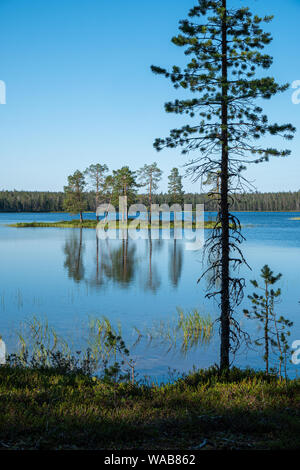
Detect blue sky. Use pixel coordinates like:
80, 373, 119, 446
0, 0, 299, 193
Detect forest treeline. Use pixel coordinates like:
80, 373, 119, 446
1, 190, 300, 213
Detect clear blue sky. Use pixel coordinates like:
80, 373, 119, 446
0, 0, 299, 193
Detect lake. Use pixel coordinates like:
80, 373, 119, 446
1, 211, 300, 380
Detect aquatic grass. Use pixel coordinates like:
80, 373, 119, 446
9, 311, 213, 376
87, 316, 123, 364
145, 319, 178, 353
177, 308, 214, 354
13, 315, 138, 378
14, 316, 71, 366
144, 308, 214, 355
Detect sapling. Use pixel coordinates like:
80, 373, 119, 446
244, 265, 293, 378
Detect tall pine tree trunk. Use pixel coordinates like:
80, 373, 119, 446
220, 0, 230, 371
264, 281, 269, 374
149, 177, 152, 225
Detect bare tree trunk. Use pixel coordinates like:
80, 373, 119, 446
265, 281, 269, 374
220, 0, 230, 371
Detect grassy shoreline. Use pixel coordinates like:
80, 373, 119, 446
8, 219, 220, 229
0, 366, 300, 450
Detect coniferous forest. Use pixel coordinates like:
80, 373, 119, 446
1, 189, 300, 213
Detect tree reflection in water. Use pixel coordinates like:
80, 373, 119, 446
101, 230, 137, 286
63, 228, 184, 291
143, 229, 162, 293
63, 228, 85, 282
169, 238, 183, 288
63, 229, 138, 288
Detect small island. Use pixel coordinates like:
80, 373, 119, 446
8, 219, 221, 229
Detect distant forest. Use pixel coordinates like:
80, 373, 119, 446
1, 190, 300, 213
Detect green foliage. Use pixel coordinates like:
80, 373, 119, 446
87, 316, 123, 365
1, 364, 300, 449
243, 265, 293, 378
202, 171, 221, 198
168, 168, 184, 205
137, 162, 163, 207
151, 3, 295, 161
2, 190, 300, 213
0, 191, 67, 212
102, 331, 136, 385
9, 219, 98, 228
110, 166, 139, 212
151, 0, 295, 371
84, 164, 109, 215
9, 219, 226, 229
63, 170, 87, 220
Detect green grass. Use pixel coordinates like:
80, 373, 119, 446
8, 219, 226, 230
143, 308, 213, 355
0, 366, 300, 450
14, 312, 214, 371
8, 219, 98, 229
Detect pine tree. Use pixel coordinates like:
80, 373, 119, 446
244, 265, 293, 378
152, 0, 295, 370
84, 164, 109, 220
111, 166, 139, 221
63, 170, 87, 222
202, 171, 221, 196
137, 162, 163, 222
168, 168, 184, 205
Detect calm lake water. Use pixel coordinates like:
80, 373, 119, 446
1, 211, 300, 380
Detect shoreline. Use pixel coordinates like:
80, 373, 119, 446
1, 210, 300, 215
7, 219, 219, 230
1, 365, 299, 450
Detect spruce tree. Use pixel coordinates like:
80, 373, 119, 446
152, 0, 295, 370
